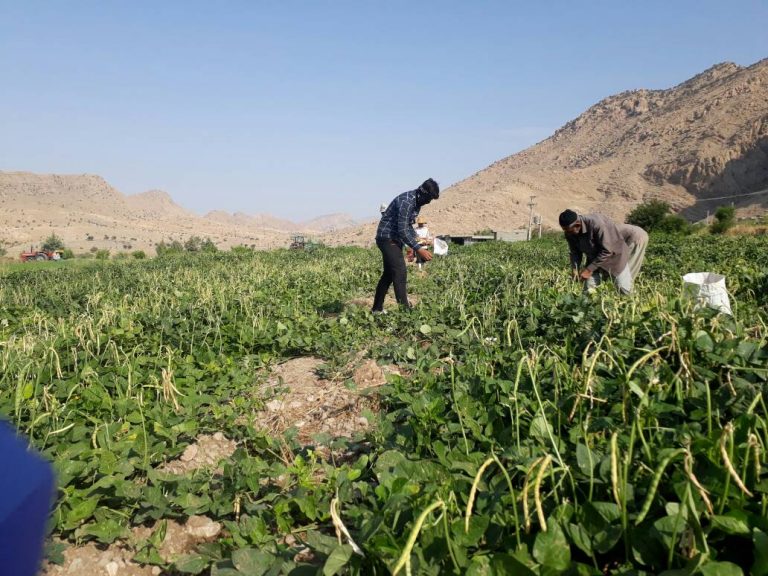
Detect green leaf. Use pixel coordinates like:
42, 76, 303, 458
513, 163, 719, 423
694, 331, 714, 352
576, 443, 597, 475
172, 420, 199, 435
76, 518, 126, 544
567, 522, 593, 556
753, 529, 768, 576
175, 554, 210, 574
323, 545, 353, 576
231, 548, 272, 575
63, 497, 99, 529
533, 522, 571, 572
466, 555, 492, 575
419, 324, 432, 335
530, 411, 554, 440
711, 514, 750, 536
700, 561, 743, 576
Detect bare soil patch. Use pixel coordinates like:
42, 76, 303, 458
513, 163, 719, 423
159, 432, 237, 475
346, 293, 421, 310
257, 356, 394, 445
43, 516, 221, 576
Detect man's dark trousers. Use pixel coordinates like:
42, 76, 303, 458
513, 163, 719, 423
373, 239, 409, 311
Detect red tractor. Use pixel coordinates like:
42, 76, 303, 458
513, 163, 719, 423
19, 249, 63, 262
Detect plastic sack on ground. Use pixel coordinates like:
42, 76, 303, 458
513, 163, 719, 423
682, 272, 732, 315
433, 238, 448, 256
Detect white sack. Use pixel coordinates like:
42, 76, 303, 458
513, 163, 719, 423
433, 238, 448, 256
682, 272, 732, 315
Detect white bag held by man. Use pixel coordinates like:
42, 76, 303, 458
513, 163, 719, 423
682, 272, 732, 315
433, 237, 448, 256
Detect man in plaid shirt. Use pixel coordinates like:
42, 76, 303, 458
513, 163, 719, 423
372, 178, 440, 312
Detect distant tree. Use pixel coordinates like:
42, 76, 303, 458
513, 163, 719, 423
656, 214, 691, 235
201, 238, 218, 253
132, 250, 147, 260
184, 236, 202, 252
711, 206, 736, 234
625, 200, 671, 231
42, 233, 65, 252
156, 240, 184, 257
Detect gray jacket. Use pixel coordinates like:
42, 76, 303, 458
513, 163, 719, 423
617, 223, 649, 247
566, 214, 629, 276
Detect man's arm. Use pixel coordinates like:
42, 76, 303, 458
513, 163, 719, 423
567, 237, 582, 270
396, 195, 425, 251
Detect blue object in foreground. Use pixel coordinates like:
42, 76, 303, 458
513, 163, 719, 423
0, 421, 56, 576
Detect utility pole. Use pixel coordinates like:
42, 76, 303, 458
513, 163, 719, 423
526, 196, 537, 241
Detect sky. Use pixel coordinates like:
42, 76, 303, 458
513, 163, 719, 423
1, 1, 766, 221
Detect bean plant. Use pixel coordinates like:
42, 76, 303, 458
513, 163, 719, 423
0, 235, 766, 575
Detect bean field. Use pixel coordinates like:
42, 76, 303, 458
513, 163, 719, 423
2, 235, 768, 575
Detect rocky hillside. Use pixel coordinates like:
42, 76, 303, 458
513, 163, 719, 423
423, 58, 768, 234
0, 172, 362, 254
0, 172, 292, 254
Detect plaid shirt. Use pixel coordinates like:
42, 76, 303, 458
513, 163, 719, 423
376, 189, 423, 251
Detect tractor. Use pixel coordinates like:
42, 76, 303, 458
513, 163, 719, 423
19, 249, 63, 262
289, 235, 306, 250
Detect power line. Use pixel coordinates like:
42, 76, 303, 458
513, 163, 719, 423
556, 187, 768, 205
692, 188, 768, 202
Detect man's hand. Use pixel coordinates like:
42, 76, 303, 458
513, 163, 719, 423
579, 268, 593, 281
416, 248, 432, 262
571, 269, 580, 281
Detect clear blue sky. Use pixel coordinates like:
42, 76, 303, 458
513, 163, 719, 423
1, 1, 766, 220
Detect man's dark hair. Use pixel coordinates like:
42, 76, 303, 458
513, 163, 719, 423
419, 178, 440, 200
559, 209, 578, 227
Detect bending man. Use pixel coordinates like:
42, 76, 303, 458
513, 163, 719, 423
559, 209, 634, 295
373, 179, 440, 312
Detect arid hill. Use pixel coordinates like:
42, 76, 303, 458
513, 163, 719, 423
0, 172, 292, 254
0, 172, 360, 255
415, 59, 768, 235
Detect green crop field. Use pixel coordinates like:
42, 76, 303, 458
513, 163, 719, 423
2, 235, 767, 575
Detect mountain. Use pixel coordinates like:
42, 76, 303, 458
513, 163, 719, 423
420, 58, 768, 234
126, 189, 195, 220
0, 172, 293, 254
302, 213, 358, 232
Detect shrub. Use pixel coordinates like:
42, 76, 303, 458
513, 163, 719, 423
95, 249, 110, 260
184, 236, 202, 252
201, 238, 218, 253
132, 250, 147, 260
42, 233, 65, 252
156, 240, 184, 257
61, 248, 75, 260
711, 206, 736, 234
626, 200, 671, 231
656, 214, 691, 235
